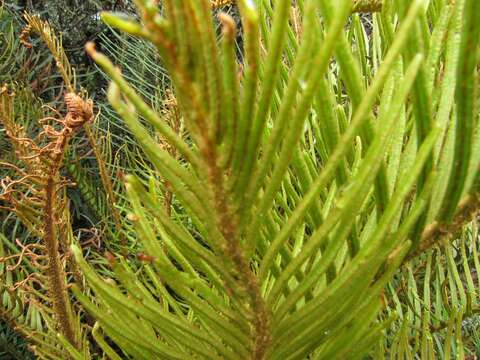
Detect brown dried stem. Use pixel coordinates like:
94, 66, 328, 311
0, 88, 92, 349
43, 176, 76, 344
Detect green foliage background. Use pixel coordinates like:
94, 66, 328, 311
0, 0, 479, 359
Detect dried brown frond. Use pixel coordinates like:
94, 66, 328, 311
0, 87, 93, 349
65, 93, 93, 123
23, 15, 122, 252
23, 13, 76, 92
211, 0, 234, 8
19, 24, 32, 48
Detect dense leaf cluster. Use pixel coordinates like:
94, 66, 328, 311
0, 0, 479, 359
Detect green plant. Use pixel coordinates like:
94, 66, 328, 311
380, 223, 480, 357
0, 318, 34, 360
0, 0, 479, 358
56, 0, 480, 358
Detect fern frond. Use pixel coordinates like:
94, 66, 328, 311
23, 13, 76, 92
2, 0, 478, 358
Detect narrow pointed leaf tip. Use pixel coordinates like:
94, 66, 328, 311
100, 12, 146, 37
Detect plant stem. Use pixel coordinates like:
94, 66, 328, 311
43, 177, 76, 347
406, 193, 480, 261
204, 139, 270, 359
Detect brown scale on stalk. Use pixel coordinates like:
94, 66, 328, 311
19, 24, 33, 48
0, 87, 93, 349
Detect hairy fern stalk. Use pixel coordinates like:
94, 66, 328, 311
0, 87, 92, 352
1, 0, 479, 358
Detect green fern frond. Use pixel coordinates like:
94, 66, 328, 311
1, 0, 479, 358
